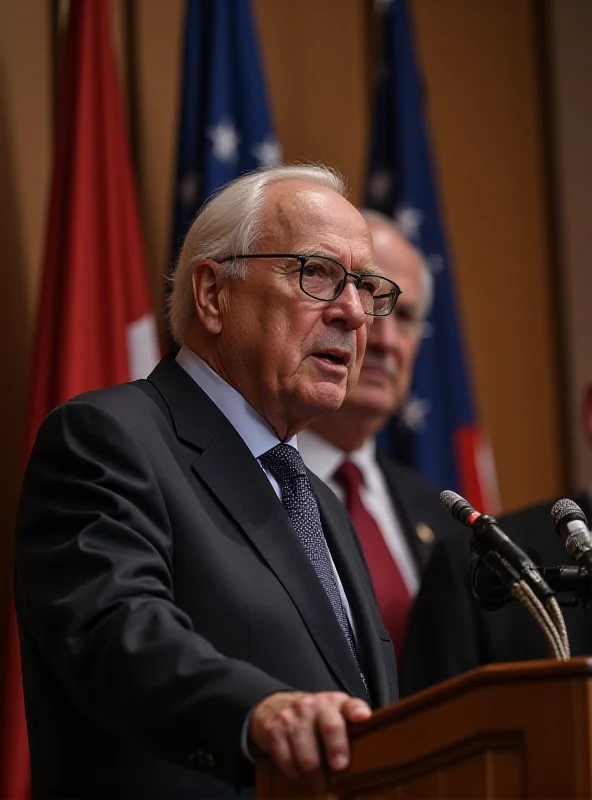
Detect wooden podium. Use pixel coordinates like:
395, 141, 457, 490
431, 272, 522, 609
256, 658, 592, 799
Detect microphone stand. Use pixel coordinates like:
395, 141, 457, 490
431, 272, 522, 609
469, 537, 571, 660
537, 566, 592, 607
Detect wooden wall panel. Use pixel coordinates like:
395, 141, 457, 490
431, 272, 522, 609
253, 0, 372, 207
411, 0, 563, 510
547, 0, 592, 492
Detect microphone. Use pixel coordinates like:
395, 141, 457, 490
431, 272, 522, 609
550, 498, 592, 571
440, 490, 554, 602
541, 565, 592, 594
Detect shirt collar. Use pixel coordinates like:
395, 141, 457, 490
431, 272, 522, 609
298, 428, 377, 484
176, 344, 296, 459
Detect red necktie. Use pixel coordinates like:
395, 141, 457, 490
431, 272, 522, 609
334, 460, 412, 657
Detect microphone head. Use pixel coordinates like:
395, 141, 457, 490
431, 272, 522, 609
440, 489, 471, 519
550, 498, 592, 565
550, 498, 588, 528
440, 489, 465, 514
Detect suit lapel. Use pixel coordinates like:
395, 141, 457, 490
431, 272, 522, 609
376, 452, 435, 571
147, 356, 366, 698
194, 426, 368, 698
315, 481, 391, 707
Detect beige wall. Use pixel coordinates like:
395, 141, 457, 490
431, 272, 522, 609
547, 0, 592, 492
0, 0, 572, 642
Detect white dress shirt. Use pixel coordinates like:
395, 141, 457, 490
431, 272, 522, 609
298, 428, 420, 596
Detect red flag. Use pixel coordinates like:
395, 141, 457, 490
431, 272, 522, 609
1, 1, 160, 795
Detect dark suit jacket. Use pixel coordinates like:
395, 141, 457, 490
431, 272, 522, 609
376, 452, 466, 579
400, 492, 592, 697
15, 356, 398, 799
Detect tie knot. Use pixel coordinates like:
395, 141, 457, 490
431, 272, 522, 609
260, 443, 307, 483
334, 460, 364, 492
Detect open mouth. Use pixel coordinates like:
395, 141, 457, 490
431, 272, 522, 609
314, 352, 346, 366
312, 348, 351, 367
309, 350, 351, 375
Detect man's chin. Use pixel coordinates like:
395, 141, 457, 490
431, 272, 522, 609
299, 381, 349, 417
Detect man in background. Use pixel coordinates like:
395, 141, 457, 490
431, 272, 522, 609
299, 210, 464, 660
400, 383, 592, 696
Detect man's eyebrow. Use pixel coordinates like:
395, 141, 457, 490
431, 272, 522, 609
347, 262, 383, 277
356, 264, 382, 276
306, 249, 383, 277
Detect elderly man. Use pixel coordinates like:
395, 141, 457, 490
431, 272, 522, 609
299, 210, 464, 659
15, 165, 400, 799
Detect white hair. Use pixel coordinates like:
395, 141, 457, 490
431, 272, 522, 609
359, 208, 434, 318
168, 163, 348, 343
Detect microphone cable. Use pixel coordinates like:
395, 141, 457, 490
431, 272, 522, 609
441, 490, 570, 660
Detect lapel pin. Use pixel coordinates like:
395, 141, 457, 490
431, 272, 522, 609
416, 522, 435, 544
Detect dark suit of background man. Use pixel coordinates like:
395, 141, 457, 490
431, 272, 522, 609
15, 164, 402, 799
299, 210, 464, 661
400, 382, 592, 697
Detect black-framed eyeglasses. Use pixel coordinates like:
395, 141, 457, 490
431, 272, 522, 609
218, 253, 402, 317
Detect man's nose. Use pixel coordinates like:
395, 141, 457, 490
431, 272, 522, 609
324, 281, 368, 329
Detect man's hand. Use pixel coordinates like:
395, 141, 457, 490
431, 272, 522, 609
249, 691, 372, 786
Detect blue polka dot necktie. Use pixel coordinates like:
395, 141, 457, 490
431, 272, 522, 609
260, 443, 368, 695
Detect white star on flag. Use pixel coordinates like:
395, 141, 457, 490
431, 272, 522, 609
421, 320, 435, 340
252, 137, 282, 167
395, 204, 424, 242
400, 394, 431, 432
427, 253, 444, 274
178, 173, 200, 208
368, 170, 393, 203
207, 119, 240, 163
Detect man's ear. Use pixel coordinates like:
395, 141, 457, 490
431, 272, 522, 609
581, 381, 592, 446
192, 260, 225, 334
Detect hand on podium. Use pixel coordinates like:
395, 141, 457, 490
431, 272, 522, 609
249, 691, 372, 791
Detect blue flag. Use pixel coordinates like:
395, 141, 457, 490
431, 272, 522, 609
366, 0, 496, 510
170, 0, 281, 263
